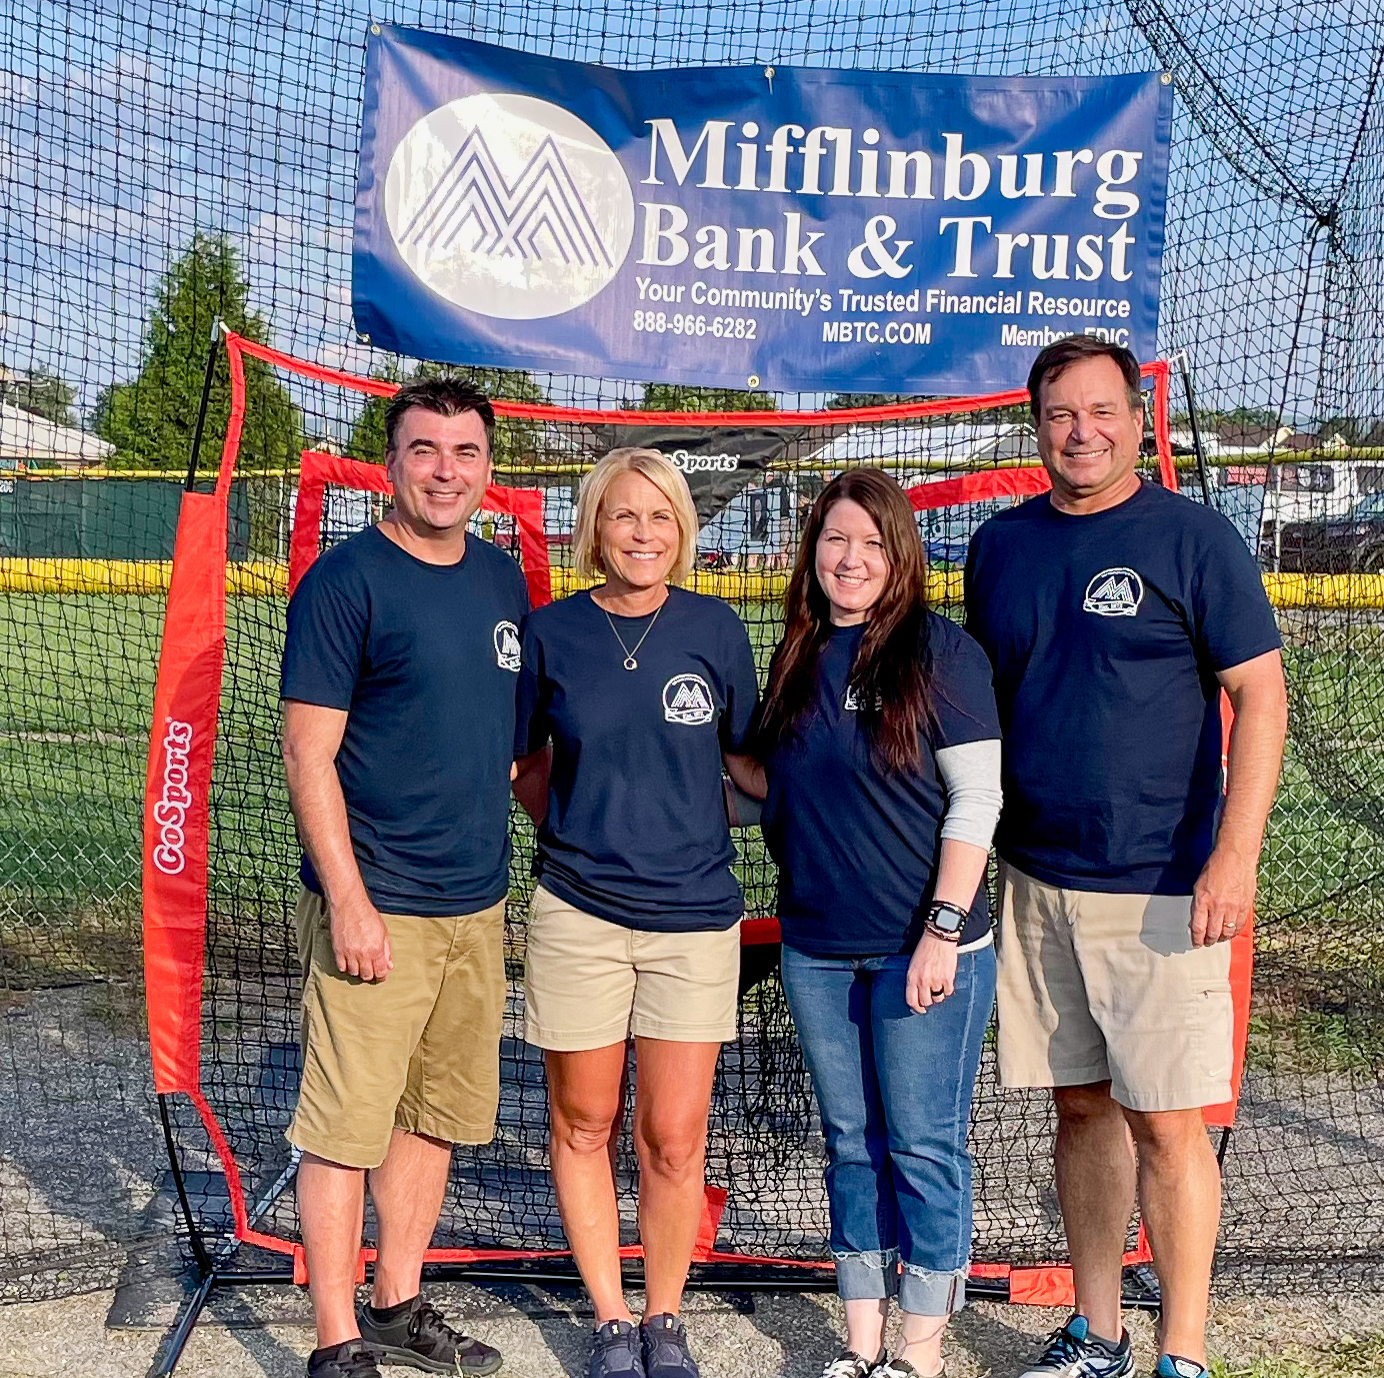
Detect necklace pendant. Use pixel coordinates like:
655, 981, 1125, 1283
623, 656, 638, 671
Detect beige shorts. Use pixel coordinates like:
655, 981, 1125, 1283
523, 885, 741, 1051
287, 887, 506, 1169
994, 863, 1233, 1112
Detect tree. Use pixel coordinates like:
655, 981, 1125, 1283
827, 392, 910, 411
637, 383, 776, 414
347, 360, 550, 471
0, 367, 78, 427
95, 233, 298, 472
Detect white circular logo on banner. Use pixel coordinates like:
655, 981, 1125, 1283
384, 93, 636, 320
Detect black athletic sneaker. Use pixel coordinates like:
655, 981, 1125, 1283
589, 1319, 645, 1378
640, 1314, 699, 1378
871, 1356, 944, 1378
1020, 1316, 1133, 1378
356, 1295, 502, 1375
306, 1339, 384, 1378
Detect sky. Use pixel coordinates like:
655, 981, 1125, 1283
0, 0, 1380, 430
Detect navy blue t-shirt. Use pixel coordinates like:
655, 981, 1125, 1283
515, 587, 759, 932
964, 481, 1281, 894
280, 525, 529, 915
761, 613, 1000, 955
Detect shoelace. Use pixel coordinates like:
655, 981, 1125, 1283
1037, 1328, 1085, 1368
822, 1354, 870, 1378
409, 1301, 468, 1349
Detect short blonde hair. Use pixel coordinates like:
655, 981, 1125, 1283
572, 447, 700, 584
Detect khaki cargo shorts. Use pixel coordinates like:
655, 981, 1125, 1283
994, 863, 1233, 1112
523, 884, 741, 1051
286, 887, 506, 1170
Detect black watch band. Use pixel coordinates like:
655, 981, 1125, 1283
925, 900, 966, 941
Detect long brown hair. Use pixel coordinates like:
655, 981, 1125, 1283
758, 468, 932, 772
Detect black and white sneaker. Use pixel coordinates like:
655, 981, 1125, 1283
821, 1351, 878, 1378
590, 1319, 645, 1378
640, 1313, 700, 1378
1019, 1316, 1133, 1378
306, 1339, 384, 1378
356, 1295, 502, 1374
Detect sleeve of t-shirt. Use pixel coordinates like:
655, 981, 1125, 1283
718, 610, 760, 753
514, 614, 550, 757
929, 620, 1001, 749
1190, 518, 1282, 672
962, 525, 990, 651
280, 557, 368, 710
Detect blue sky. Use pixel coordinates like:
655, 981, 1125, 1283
0, 0, 1379, 426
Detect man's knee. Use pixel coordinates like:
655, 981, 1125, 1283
1123, 1106, 1213, 1160
1054, 1080, 1121, 1127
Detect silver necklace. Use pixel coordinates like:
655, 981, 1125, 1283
601, 598, 665, 671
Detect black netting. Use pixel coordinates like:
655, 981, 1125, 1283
2, 0, 1383, 1302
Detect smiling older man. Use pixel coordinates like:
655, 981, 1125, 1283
964, 337, 1287, 1378
280, 379, 527, 1378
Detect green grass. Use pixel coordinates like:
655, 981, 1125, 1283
1210, 1331, 1384, 1378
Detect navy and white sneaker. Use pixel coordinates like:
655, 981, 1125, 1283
1154, 1356, 1207, 1378
640, 1313, 699, 1378
1020, 1315, 1133, 1378
589, 1320, 645, 1378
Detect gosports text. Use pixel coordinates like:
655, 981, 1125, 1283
151, 718, 194, 876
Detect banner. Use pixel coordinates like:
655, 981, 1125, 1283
354, 26, 1170, 394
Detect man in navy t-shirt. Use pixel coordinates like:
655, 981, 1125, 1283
965, 339, 1287, 1378
280, 379, 524, 1378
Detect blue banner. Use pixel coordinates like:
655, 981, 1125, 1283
353, 26, 1170, 394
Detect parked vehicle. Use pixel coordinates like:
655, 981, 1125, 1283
1273, 490, 1384, 573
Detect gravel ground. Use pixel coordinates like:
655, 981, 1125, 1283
4, 1283, 1384, 1378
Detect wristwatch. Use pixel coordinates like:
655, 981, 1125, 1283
924, 900, 967, 942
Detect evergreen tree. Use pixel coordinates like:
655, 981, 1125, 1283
95, 233, 298, 471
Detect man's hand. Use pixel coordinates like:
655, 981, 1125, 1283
329, 897, 393, 981
1190, 845, 1256, 947
906, 933, 959, 1012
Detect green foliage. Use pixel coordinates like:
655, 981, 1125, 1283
637, 383, 776, 413
0, 366, 78, 427
346, 358, 550, 470
93, 233, 299, 472
827, 392, 910, 410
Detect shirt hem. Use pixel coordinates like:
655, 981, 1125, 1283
537, 873, 743, 934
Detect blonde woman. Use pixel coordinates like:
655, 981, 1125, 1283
512, 449, 760, 1378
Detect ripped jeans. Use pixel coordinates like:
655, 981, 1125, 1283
781, 943, 996, 1316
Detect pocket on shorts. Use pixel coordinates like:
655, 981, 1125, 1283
1199, 979, 1234, 1083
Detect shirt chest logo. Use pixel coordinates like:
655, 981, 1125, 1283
663, 673, 716, 726
1083, 567, 1144, 618
493, 620, 521, 671
842, 684, 881, 712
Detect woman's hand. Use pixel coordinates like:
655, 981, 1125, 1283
905, 933, 959, 1012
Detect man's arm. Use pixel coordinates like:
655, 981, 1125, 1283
1190, 648, 1288, 947
281, 700, 393, 981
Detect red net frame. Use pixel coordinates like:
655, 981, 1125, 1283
141, 329, 1241, 1301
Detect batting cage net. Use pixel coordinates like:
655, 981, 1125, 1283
1, 0, 1382, 1311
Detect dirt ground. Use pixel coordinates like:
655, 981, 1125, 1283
2, 1283, 1383, 1378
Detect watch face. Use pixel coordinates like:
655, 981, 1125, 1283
931, 903, 965, 932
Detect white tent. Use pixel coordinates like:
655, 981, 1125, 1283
0, 402, 113, 467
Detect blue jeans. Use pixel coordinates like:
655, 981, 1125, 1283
781, 943, 996, 1315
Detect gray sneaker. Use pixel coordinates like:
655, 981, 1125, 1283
1020, 1316, 1132, 1378
590, 1319, 645, 1378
